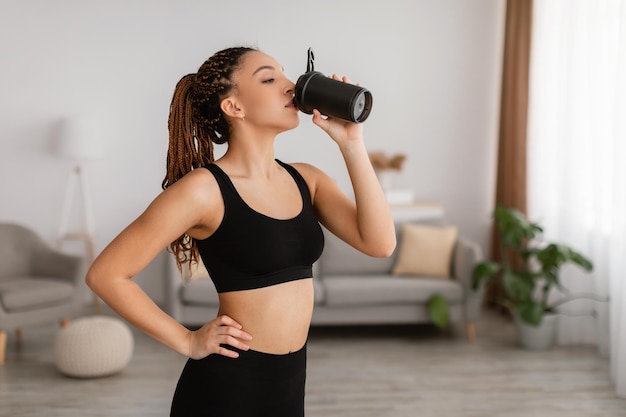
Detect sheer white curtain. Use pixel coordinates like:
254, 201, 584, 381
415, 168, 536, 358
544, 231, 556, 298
527, 0, 626, 397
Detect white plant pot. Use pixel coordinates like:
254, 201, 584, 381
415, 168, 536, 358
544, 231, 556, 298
513, 313, 558, 351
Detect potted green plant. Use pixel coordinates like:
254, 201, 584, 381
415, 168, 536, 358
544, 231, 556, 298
428, 294, 449, 329
472, 206, 603, 350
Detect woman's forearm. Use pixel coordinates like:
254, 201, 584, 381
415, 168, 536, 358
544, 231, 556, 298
339, 138, 396, 256
87, 273, 191, 357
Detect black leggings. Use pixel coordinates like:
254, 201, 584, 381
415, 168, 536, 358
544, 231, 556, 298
170, 344, 306, 417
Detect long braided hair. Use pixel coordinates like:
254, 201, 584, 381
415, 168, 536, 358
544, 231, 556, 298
163, 46, 257, 274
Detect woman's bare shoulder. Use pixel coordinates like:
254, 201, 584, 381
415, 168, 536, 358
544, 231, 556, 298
151, 167, 222, 222
155, 167, 223, 238
164, 166, 220, 200
289, 161, 328, 180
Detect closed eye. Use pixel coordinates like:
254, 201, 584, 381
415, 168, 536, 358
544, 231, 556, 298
262, 78, 275, 84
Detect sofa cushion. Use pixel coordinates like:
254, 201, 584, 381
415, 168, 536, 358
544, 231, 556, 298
0, 278, 74, 312
322, 275, 463, 306
320, 228, 397, 275
319, 219, 449, 276
392, 224, 458, 278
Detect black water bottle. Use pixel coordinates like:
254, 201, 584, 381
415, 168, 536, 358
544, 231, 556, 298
294, 48, 373, 123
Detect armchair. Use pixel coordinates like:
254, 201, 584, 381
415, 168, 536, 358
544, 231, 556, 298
0, 223, 84, 365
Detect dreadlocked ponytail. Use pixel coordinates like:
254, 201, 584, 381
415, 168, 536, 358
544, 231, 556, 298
164, 46, 257, 274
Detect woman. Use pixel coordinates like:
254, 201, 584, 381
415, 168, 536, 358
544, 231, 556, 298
86, 46, 395, 417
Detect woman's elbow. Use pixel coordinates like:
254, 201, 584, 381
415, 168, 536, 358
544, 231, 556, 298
85, 269, 98, 292
381, 237, 397, 257
85, 266, 108, 295
368, 235, 397, 258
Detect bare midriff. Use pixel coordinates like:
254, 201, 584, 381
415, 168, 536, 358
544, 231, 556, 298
217, 278, 314, 354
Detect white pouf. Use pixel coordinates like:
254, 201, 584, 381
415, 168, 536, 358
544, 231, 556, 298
54, 315, 134, 378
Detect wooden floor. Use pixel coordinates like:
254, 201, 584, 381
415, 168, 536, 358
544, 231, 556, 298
1, 308, 625, 417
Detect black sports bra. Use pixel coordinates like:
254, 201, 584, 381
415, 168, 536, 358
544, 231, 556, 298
195, 160, 324, 293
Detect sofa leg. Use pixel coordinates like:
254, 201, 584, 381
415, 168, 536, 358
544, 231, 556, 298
0, 330, 6, 365
466, 321, 476, 343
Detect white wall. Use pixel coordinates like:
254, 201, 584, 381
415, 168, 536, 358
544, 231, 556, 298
0, 0, 505, 302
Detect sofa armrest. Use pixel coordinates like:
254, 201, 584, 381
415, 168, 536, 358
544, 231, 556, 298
32, 248, 83, 284
453, 237, 485, 321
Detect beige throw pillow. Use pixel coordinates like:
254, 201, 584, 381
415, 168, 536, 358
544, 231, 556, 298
392, 223, 458, 278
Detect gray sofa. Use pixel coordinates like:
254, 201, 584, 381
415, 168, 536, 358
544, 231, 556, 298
164, 223, 485, 342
